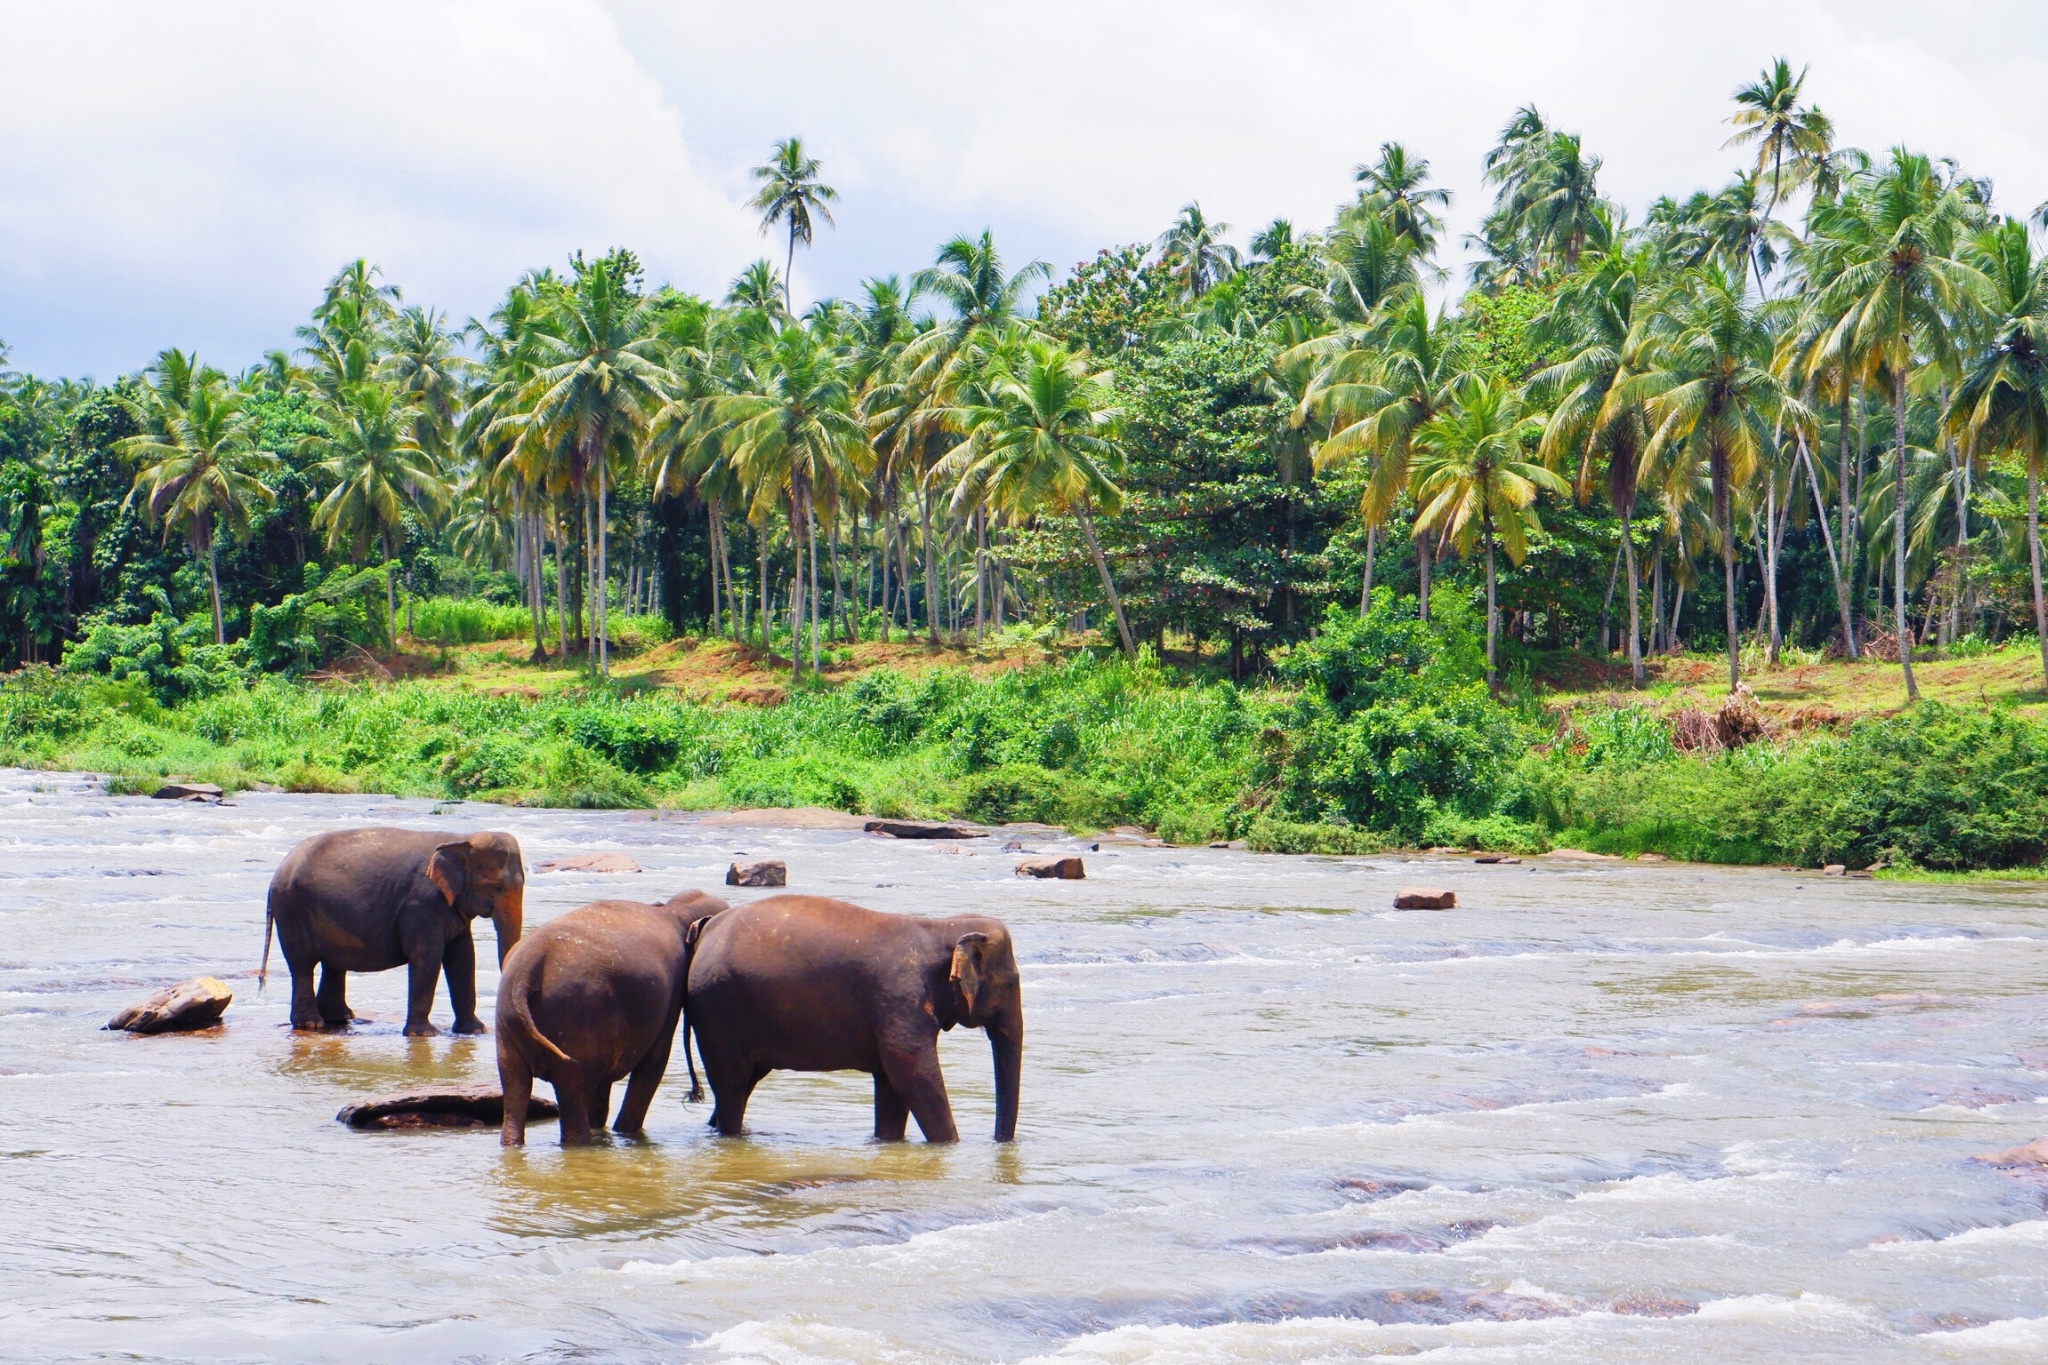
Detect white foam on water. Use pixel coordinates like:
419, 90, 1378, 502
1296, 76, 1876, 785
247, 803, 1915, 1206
694, 1317, 947, 1365
618, 1211, 1059, 1281
1868, 1219, 2048, 1252
1921, 1315, 2048, 1351
1691, 1292, 1881, 1330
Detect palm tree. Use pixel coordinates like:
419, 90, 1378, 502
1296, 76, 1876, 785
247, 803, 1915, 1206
463, 277, 560, 659
381, 305, 467, 460
748, 137, 837, 314
1478, 108, 1611, 274
1726, 59, 1835, 222
1531, 242, 1654, 683
1156, 202, 1241, 299
1948, 217, 2048, 683
1626, 264, 1801, 692
940, 340, 1134, 656
1808, 148, 1987, 699
303, 383, 446, 642
504, 250, 671, 674
726, 259, 791, 322
1354, 142, 1450, 257
1250, 219, 1295, 261
1410, 377, 1567, 685
118, 366, 280, 644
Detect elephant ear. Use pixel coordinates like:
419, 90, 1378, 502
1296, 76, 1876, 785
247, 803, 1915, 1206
425, 841, 469, 907
949, 932, 991, 1017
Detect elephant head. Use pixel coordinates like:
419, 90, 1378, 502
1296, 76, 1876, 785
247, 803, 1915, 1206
948, 923, 1023, 1142
425, 832, 526, 964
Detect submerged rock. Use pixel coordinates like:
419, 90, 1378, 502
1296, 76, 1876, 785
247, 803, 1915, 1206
726, 859, 787, 887
1016, 856, 1085, 880
104, 976, 232, 1033
1393, 887, 1456, 910
1975, 1138, 2048, 1167
1541, 848, 1618, 862
863, 818, 982, 839
337, 1084, 559, 1130
151, 781, 223, 803
535, 852, 641, 873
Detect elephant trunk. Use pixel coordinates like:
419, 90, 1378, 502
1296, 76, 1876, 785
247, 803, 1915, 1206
493, 903, 523, 967
987, 1007, 1022, 1143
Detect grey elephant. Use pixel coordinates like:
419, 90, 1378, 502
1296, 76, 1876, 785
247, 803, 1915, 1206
262, 828, 525, 1036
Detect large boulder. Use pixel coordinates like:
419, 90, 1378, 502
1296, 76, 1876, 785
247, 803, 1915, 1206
535, 852, 642, 873
726, 859, 787, 887
1393, 887, 1457, 910
1016, 856, 1085, 880
105, 976, 233, 1033
863, 818, 982, 840
151, 781, 223, 803
337, 1084, 560, 1130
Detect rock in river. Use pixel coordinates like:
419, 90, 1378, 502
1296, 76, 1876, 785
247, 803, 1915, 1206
1016, 856, 1085, 880
727, 859, 787, 887
151, 781, 223, 802
1976, 1137, 2048, 1168
337, 1084, 560, 1130
863, 818, 982, 840
535, 852, 642, 874
104, 976, 233, 1033
1393, 887, 1457, 910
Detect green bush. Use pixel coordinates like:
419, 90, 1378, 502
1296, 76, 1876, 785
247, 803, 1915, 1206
409, 597, 530, 646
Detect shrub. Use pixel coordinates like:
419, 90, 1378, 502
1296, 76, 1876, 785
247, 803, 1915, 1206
409, 597, 530, 646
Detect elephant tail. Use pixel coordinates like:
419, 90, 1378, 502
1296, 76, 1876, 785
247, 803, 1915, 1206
258, 909, 274, 994
504, 981, 573, 1071
680, 915, 708, 1104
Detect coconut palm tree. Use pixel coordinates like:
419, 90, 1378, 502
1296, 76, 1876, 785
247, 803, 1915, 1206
1726, 59, 1835, 222
1409, 377, 1567, 685
1157, 202, 1242, 299
118, 367, 280, 644
1531, 242, 1655, 683
1807, 148, 1987, 699
381, 305, 467, 460
939, 339, 1133, 656
1626, 264, 1802, 692
1948, 217, 2048, 683
303, 383, 446, 642
748, 137, 837, 314
1354, 142, 1450, 258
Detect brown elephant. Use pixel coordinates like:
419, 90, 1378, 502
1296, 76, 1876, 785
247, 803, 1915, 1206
685, 895, 1022, 1143
495, 889, 728, 1147
262, 828, 524, 1036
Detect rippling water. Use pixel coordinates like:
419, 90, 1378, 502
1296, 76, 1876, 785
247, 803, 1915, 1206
4, 768, 2048, 1362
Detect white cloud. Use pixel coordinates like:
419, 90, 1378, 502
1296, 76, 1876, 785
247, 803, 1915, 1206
4, 1, 2048, 376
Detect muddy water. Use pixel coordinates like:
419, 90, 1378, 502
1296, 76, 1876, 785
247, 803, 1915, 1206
4, 768, 2048, 1362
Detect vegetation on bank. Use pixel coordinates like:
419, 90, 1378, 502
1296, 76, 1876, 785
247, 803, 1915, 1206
10, 591, 2048, 875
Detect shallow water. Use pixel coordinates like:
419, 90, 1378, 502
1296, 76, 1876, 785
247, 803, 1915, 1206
3, 768, 2048, 1362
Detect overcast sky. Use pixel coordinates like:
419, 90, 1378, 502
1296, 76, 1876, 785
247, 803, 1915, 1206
3, 0, 2046, 379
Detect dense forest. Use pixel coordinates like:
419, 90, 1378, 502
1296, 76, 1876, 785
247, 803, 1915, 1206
7, 60, 2047, 693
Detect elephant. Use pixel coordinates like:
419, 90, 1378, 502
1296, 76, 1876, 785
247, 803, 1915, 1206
495, 889, 728, 1147
262, 828, 525, 1036
685, 894, 1022, 1143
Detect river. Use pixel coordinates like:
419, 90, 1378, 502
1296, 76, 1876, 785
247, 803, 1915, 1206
2, 767, 2047, 1362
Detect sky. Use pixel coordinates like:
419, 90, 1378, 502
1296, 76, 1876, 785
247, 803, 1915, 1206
3, 0, 2047, 380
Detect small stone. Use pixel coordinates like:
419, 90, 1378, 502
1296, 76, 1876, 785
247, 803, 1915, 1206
726, 859, 787, 887
535, 852, 641, 873
1002, 840, 1027, 852
1472, 855, 1522, 865
151, 781, 223, 802
337, 1083, 560, 1129
1016, 856, 1085, 880
863, 818, 981, 840
1636, 852, 1668, 862
105, 976, 233, 1033
1975, 1138, 2048, 1167
1822, 864, 1847, 876
1393, 887, 1456, 910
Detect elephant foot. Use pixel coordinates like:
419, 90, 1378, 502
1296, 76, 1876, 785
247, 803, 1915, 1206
452, 1017, 488, 1036
402, 1022, 440, 1038
290, 1017, 329, 1032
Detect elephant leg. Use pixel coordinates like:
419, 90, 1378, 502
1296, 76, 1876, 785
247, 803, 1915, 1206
286, 956, 324, 1031
552, 1067, 592, 1146
872, 1072, 910, 1142
500, 1046, 533, 1148
315, 965, 352, 1027
613, 1014, 680, 1135
442, 931, 486, 1035
703, 1055, 762, 1138
402, 955, 440, 1037
881, 1043, 959, 1143
585, 1078, 613, 1137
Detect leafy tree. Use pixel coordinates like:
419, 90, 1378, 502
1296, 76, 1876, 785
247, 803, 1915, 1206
748, 137, 837, 313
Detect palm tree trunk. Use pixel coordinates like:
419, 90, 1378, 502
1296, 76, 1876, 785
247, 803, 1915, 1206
1076, 504, 1135, 658
1359, 524, 1377, 616
1621, 503, 1643, 686
757, 520, 770, 651
919, 480, 940, 645
596, 457, 610, 676
1483, 513, 1498, 689
205, 535, 225, 646
1715, 453, 1739, 692
1892, 368, 1917, 701
553, 508, 570, 659
1416, 528, 1432, 621
878, 495, 894, 644
383, 533, 398, 649
2030, 462, 2048, 687
974, 508, 987, 647
1837, 391, 1860, 659
804, 482, 821, 673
